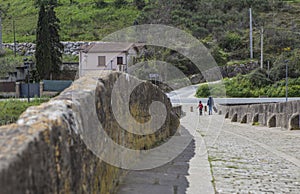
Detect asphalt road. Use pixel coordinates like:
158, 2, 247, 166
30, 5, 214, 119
167, 84, 300, 105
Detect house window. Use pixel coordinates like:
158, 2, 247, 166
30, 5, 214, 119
98, 56, 106, 66
117, 57, 123, 65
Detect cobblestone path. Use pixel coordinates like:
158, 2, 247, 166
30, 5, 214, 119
116, 105, 300, 193
198, 112, 300, 194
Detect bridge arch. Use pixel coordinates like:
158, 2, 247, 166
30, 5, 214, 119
225, 112, 229, 119
241, 114, 247, 124
268, 114, 276, 128
231, 113, 238, 122
252, 114, 259, 125
289, 114, 300, 130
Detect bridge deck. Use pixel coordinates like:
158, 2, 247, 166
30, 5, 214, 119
116, 104, 300, 194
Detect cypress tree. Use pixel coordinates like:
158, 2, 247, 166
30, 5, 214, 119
35, 0, 63, 80
36, 4, 52, 79
48, 5, 63, 76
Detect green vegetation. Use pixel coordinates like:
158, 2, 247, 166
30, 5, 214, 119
1, 0, 299, 97
35, 0, 63, 80
139, 0, 300, 66
62, 53, 79, 62
252, 122, 260, 125
1, 0, 299, 66
196, 72, 300, 98
0, 49, 26, 77
226, 165, 239, 169
0, 98, 49, 126
208, 156, 217, 193
196, 46, 300, 97
0, 0, 140, 42
0, 48, 78, 78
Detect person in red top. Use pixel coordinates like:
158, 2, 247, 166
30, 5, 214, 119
197, 101, 203, 115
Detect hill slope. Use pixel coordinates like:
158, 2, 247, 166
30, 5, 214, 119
0, 0, 140, 42
0, 0, 299, 72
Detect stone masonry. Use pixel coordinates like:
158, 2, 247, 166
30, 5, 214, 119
0, 71, 179, 193
218, 100, 300, 130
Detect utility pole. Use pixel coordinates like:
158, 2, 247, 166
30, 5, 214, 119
260, 27, 264, 69
249, 8, 253, 59
13, 19, 17, 57
0, 15, 2, 50
285, 60, 288, 102
24, 58, 30, 102
267, 61, 270, 79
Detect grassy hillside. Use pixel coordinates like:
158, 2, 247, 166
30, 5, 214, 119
138, 0, 300, 65
0, 0, 140, 42
0, 0, 299, 97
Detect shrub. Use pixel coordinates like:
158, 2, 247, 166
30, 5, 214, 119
113, 0, 127, 8
94, 0, 107, 8
220, 32, 242, 52
210, 46, 228, 66
0, 98, 49, 126
246, 68, 272, 87
133, 0, 145, 10
191, 26, 210, 39
196, 84, 210, 97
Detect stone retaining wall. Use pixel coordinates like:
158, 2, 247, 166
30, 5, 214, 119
3, 42, 93, 56
0, 71, 179, 193
218, 100, 300, 130
190, 62, 259, 84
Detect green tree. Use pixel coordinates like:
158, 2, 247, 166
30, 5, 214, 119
94, 0, 107, 8
246, 68, 272, 87
113, 0, 127, 8
220, 32, 242, 52
133, 0, 145, 10
48, 5, 63, 76
35, 0, 63, 80
36, 4, 51, 80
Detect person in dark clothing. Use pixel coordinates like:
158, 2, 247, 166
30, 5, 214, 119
207, 96, 214, 115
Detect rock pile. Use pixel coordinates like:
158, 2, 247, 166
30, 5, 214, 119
220, 62, 259, 78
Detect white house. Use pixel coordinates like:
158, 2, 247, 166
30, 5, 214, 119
79, 42, 140, 76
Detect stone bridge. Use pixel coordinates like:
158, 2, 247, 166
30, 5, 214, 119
1, 71, 300, 194
0, 72, 180, 193
218, 100, 300, 130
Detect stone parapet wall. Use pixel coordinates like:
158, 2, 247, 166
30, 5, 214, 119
0, 71, 179, 193
172, 105, 183, 118
218, 100, 300, 130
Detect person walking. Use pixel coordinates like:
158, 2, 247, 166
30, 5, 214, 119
197, 101, 203, 115
207, 96, 214, 115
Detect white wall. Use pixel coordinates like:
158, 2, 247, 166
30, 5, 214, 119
79, 48, 138, 76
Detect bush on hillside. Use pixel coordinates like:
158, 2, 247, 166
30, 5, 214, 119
94, 0, 107, 8
133, 0, 146, 10
246, 68, 272, 87
196, 84, 210, 97
220, 32, 242, 52
114, 0, 127, 8
196, 76, 300, 98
